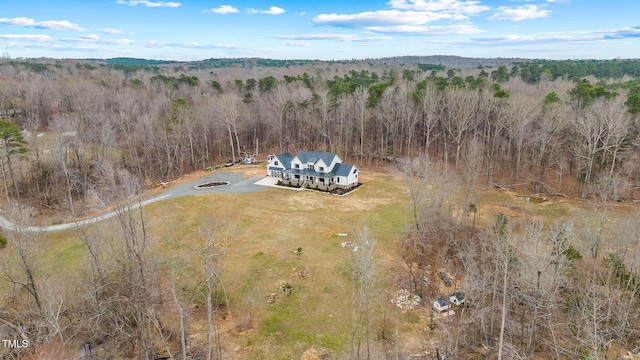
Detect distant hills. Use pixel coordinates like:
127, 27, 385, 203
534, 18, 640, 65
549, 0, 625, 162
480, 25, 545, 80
3, 55, 639, 80
96, 55, 528, 69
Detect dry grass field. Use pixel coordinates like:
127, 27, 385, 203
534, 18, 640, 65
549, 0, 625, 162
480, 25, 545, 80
3, 164, 639, 359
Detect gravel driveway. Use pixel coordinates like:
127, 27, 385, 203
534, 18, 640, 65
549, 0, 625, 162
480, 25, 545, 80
163, 170, 266, 198
0, 169, 268, 232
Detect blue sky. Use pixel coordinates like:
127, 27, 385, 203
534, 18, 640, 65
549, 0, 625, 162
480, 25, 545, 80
0, 0, 639, 61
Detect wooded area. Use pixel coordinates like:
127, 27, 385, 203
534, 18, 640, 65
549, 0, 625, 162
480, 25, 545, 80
0, 58, 639, 216
0, 58, 638, 212
0, 56, 639, 359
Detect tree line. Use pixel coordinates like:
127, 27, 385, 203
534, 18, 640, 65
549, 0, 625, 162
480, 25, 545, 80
0, 58, 638, 217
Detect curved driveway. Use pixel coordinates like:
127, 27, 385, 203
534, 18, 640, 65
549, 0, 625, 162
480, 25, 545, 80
0, 170, 267, 232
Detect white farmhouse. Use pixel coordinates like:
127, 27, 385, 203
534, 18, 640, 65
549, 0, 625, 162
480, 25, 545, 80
267, 151, 359, 188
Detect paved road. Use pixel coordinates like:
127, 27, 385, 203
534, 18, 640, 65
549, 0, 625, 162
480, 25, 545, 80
0, 170, 267, 232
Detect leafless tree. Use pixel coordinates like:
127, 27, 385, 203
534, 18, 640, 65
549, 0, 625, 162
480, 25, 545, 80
441, 88, 479, 178
0, 207, 49, 342
349, 224, 377, 360
459, 137, 484, 226
504, 96, 539, 182
187, 222, 230, 360
211, 93, 243, 163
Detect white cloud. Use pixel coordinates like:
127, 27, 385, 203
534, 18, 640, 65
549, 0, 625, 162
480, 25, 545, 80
0, 17, 85, 31
276, 33, 392, 42
607, 26, 640, 39
283, 41, 311, 47
116, 0, 181, 8
263, 6, 285, 15
313, 0, 489, 35
312, 10, 483, 35
464, 26, 640, 46
314, 10, 456, 27
204, 5, 239, 14
248, 6, 285, 15
143, 40, 246, 50
0, 34, 54, 42
368, 24, 483, 34
388, 0, 489, 14
102, 27, 127, 34
64, 35, 136, 45
488, 5, 550, 21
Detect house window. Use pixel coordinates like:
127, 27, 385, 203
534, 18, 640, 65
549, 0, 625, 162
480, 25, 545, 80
308, 164, 314, 170
353, 169, 357, 174
319, 167, 324, 171
294, 175, 300, 179
295, 164, 300, 169
274, 161, 279, 166
337, 178, 340, 183
320, 178, 325, 183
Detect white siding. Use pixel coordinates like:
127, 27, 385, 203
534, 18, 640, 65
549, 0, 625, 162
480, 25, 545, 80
335, 175, 348, 185
267, 154, 288, 176
326, 155, 341, 172
316, 159, 329, 173
290, 157, 303, 170
346, 166, 359, 185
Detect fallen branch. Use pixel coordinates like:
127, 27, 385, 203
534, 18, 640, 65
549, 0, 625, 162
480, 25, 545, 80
492, 182, 508, 191
0, 317, 30, 344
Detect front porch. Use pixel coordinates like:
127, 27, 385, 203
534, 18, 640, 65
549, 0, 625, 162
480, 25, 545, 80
283, 171, 332, 187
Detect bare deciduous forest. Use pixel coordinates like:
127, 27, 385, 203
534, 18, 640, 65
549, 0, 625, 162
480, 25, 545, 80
0, 56, 639, 359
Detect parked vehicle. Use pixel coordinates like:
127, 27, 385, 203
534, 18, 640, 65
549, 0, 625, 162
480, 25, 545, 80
440, 271, 452, 287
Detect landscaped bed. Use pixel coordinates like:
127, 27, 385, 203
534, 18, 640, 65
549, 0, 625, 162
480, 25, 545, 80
194, 181, 230, 189
276, 180, 362, 195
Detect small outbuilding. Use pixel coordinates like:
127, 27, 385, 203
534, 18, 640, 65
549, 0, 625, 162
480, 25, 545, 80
450, 291, 466, 306
433, 297, 451, 312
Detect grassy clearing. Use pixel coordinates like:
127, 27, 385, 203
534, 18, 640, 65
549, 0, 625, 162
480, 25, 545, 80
5, 167, 638, 358
143, 169, 413, 358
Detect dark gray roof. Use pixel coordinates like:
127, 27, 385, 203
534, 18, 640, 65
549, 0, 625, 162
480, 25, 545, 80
274, 152, 293, 167
452, 291, 465, 301
296, 151, 337, 165
436, 297, 450, 307
332, 163, 355, 177
274, 151, 357, 180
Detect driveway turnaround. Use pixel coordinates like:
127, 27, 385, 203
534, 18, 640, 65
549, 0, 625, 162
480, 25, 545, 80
0, 170, 267, 232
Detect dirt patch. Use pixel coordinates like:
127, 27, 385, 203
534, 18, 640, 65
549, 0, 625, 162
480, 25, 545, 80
489, 205, 533, 219
301, 348, 327, 360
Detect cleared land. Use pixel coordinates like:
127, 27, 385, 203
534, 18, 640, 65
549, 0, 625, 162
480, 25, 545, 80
2, 165, 638, 359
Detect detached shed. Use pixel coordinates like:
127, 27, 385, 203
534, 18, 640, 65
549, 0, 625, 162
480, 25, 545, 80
433, 297, 451, 312
450, 291, 465, 306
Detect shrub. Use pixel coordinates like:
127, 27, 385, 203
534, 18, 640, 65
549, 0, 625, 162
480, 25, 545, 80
0, 232, 6, 249
563, 244, 582, 261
